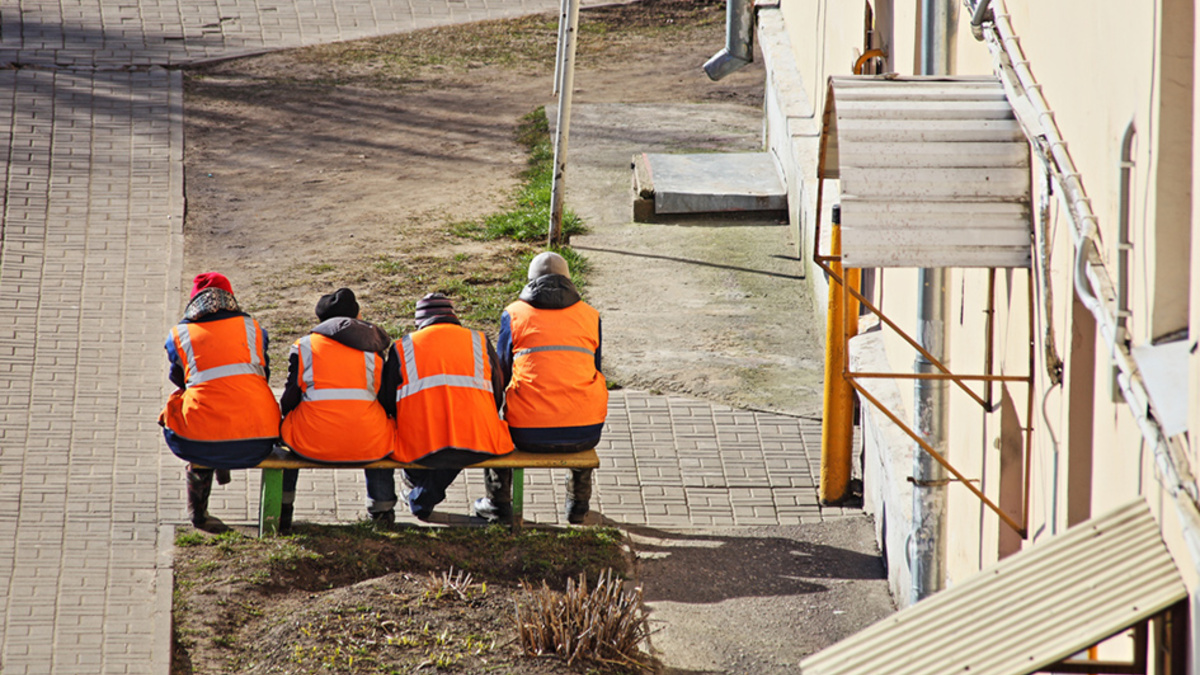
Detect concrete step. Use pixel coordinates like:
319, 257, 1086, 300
632, 151, 787, 222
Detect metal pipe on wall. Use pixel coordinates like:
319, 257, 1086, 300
911, 0, 958, 605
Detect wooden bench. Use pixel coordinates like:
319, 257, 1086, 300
240, 448, 599, 535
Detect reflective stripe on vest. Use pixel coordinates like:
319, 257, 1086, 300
396, 330, 493, 400
514, 344, 596, 358
297, 335, 379, 403
175, 318, 266, 386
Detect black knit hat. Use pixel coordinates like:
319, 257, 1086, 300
414, 292, 456, 326
315, 287, 360, 322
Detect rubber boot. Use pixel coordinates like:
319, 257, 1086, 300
186, 467, 215, 529
279, 503, 294, 534
565, 468, 593, 524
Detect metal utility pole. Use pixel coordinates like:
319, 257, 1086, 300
911, 0, 956, 605
547, 0, 581, 247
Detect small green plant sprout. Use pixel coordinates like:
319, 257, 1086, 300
462, 635, 497, 655
514, 568, 652, 672
212, 634, 235, 649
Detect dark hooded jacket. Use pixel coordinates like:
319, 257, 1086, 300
497, 274, 604, 451
280, 317, 402, 418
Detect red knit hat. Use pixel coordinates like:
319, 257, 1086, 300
190, 272, 233, 298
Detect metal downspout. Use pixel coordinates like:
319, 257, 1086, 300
704, 0, 754, 81
911, 0, 957, 605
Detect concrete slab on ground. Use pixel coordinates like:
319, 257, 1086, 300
633, 151, 787, 218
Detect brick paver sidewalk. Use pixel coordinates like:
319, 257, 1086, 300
0, 2, 853, 673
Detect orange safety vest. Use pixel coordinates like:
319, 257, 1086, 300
504, 300, 607, 428
393, 324, 513, 463
159, 315, 281, 442
281, 334, 393, 462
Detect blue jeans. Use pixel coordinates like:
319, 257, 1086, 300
283, 468, 399, 516
364, 468, 397, 515
403, 468, 461, 519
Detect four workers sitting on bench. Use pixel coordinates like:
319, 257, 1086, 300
159, 252, 607, 532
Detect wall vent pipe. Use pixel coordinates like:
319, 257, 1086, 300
704, 0, 755, 80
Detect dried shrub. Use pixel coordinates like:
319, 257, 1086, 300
424, 567, 483, 601
514, 569, 652, 672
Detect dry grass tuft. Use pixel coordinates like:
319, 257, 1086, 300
424, 567, 482, 601
514, 568, 652, 672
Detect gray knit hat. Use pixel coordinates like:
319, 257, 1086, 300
527, 251, 570, 280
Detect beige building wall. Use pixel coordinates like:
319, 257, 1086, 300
763, 0, 1196, 608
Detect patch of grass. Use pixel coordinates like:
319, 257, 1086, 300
308, 262, 335, 275
454, 107, 585, 243
176, 530, 207, 547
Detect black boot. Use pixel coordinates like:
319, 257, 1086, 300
565, 469, 593, 524
370, 509, 395, 527
186, 467, 224, 532
279, 503, 294, 534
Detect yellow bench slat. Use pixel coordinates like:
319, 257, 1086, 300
254, 448, 599, 471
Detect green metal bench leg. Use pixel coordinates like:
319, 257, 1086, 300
260, 468, 283, 537
512, 468, 525, 529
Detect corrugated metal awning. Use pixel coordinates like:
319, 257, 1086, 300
820, 75, 1033, 268
800, 499, 1186, 675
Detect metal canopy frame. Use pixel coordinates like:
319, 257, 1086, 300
814, 75, 1036, 538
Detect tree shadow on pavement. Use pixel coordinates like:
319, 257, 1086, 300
615, 521, 886, 605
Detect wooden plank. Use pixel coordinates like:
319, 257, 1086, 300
255, 448, 600, 471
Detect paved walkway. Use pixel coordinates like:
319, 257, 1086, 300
0, 2, 861, 674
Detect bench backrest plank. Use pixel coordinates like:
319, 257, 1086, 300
254, 448, 599, 471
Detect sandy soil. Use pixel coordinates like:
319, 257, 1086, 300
181, 0, 766, 391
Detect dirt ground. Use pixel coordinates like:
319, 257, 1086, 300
181, 0, 765, 388
171, 525, 638, 674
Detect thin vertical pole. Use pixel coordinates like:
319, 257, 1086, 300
548, 0, 581, 246
552, 0, 568, 95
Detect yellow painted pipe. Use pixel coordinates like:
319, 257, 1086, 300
820, 220, 858, 503
854, 49, 887, 75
